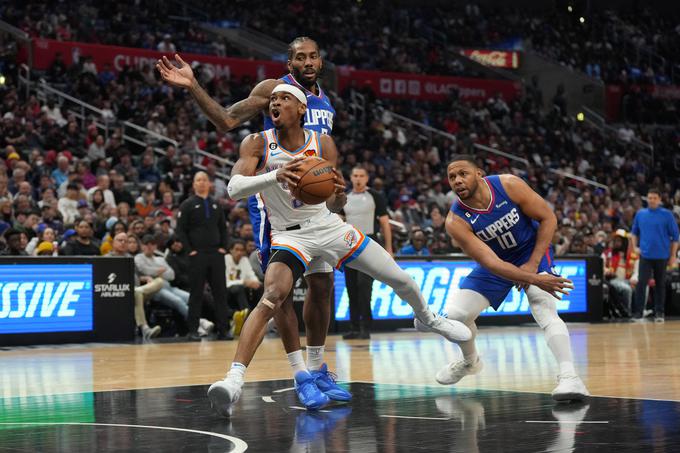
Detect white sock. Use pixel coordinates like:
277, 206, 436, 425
228, 362, 246, 381
287, 350, 307, 374
306, 346, 325, 371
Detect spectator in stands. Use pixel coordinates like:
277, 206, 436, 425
26, 226, 58, 256
61, 219, 101, 256
630, 189, 680, 323
157, 34, 176, 53
135, 234, 214, 336
0, 228, 28, 256
138, 152, 161, 184
399, 229, 431, 256
107, 231, 163, 339
51, 155, 70, 186
87, 174, 116, 207
225, 239, 261, 336
58, 182, 82, 225
165, 236, 191, 291
603, 230, 638, 316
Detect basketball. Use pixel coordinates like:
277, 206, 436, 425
291, 157, 336, 205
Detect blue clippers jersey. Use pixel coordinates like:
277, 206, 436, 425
450, 175, 540, 265
263, 74, 335, 134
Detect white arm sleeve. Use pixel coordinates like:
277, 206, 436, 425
227, 171, 278, 200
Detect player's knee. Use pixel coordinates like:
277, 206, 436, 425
447, 305, 470, 324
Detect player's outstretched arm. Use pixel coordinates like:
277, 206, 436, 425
501, 175, 557, 273
446, 212, 572, 298
227, 134, 304, 200
319, 134, 347, 213
156, 54, 280, 132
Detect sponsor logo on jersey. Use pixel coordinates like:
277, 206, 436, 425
304, 149, 317, 157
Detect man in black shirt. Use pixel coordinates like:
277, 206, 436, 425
61, 219, 101, 256
176, 172, 232, 340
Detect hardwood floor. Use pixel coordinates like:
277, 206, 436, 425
2, 321, 679, 401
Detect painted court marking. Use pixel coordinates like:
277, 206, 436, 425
262, 396, 275, 403
525, 421, 609, 424
380, 415, 450, 421
0, 422, 248, 452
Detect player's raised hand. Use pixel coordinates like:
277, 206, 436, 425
533, 274, 574, 299
156, 54, 195, 88
276, 158, 305, 189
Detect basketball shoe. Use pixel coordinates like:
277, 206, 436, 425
551, 373, 590, 402
294, 371, 330, 410
414, 312, 472, 342
207, 371, 243, 417
311, 363, 352, 401
435, 357, 483, 385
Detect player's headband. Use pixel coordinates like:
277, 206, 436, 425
272, 84, 307, 105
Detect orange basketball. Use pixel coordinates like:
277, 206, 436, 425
291, 157, 336, 205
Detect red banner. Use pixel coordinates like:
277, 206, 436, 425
337, 68, 521, 102
651, 85, 680, 100
23, 39, 287, 81
460, 49, 520, 69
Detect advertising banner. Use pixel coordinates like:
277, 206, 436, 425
0, 257, 134, 345
334, 259, 590, 321
460, 49, 520, 69
337, 68, 521, 102
23, 39, 287, 81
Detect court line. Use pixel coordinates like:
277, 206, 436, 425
0, 422, 248, 452
289, 406, 331, 413
262, 396, 275, 403
348, 380, 680, 403
525, 421, 609, 424
273, 386, 295, 394
380, 415, 450, 421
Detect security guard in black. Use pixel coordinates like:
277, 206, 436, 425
176, 172, 231, 339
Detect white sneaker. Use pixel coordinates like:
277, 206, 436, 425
551, 374, 590, 402
654, 316, 665, 324
435, 357, 483, 385
141, 325, 161, 340
199, 318, 215, 336
207, 374, 243, 418
414, 313, 472, 342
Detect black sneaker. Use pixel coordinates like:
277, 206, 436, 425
185, 332, 203, 342
342, 331, 360, 340
216, 331, 234, 341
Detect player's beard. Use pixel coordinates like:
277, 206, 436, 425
459, 179, 479, 201
292, 67, 318, 90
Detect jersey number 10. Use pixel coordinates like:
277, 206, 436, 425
497, 232, 517, 250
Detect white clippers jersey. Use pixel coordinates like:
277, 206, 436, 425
256, 128, 331, 231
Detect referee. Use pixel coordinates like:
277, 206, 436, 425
176, 172, 232, 340
342, 165, 393, 339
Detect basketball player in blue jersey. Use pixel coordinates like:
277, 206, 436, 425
206, 84, 472, 416
438, 155, 589, 401
157, 37, 345, 405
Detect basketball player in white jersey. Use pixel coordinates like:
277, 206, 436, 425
206, 84, 472, 416
157, 39, 343, 403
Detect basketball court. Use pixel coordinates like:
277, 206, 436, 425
2, 322, 679, 452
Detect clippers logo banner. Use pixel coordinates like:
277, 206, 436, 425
334, 259, 588, 320
0, 264, 94, 334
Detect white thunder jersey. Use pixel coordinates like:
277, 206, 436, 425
256, 128, 332, 230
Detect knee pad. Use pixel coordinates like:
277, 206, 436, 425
526, 286, 568, 335
446, 289, 489, 324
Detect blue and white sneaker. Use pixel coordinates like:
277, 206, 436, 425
294, 371, 330, 410
311, 363, 352, 402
